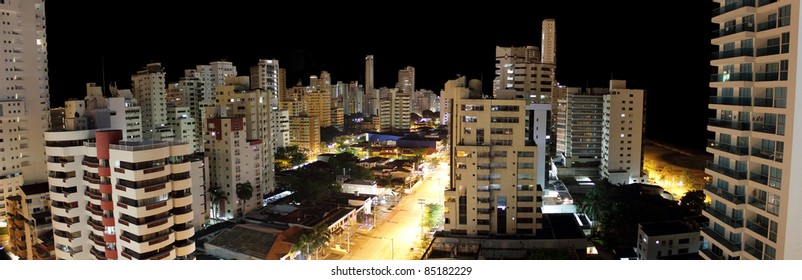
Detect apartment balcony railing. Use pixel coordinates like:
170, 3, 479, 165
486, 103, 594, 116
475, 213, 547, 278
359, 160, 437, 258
708, 118, 750, 131
701, 226, 742, 252
706, 161, 748, 180
711, 72, 753, 82
712, 48, 754, 60
744, 243, 763, 259
749, 172, 769, 185
712, 22, 755, 38
751, 147, 782, 162
756, 45, 783, 57
748, 196, 767, 211
704, 207, 744, 228
752, 123, 778, 135
713, 0, 755, 17
704, 184, 745, 204
700, 249, 724, 260
709, 96, 752, 106
753, 97, 786, 108
707, 139, 749, 156
758, 0, 777, 6
746, 220, 769, 237
755, 72, 787, 82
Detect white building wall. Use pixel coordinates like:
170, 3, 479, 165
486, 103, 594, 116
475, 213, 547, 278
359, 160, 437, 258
601, 80, 644, 185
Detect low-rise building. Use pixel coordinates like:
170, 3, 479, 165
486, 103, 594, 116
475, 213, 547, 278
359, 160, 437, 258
637, 220, 703, 260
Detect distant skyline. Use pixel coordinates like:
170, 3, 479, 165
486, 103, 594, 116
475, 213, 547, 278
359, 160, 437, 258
45, 2, 715, 150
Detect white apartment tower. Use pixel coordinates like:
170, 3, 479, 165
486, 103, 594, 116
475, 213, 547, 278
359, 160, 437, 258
378, 89, 411, 133
204, 117, 263, 219
132, 63, 167, 133
444, 77, 543, 236
555, 87, 607, 167
702, 0, 802, 260
493, 46, 555, 105
541, 19, 556, 65
210, 80, 275, 195
272, 109, 290, 150
600, 80, 644, 185
524, 102, 552, 188
45, 129, 195, 260
197, 61, 237, 101
0, 0, 50, 221
250, 59, 281, 110
397, 66, 415, 94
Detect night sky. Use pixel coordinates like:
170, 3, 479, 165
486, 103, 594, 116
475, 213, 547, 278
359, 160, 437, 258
44, 1, 716, 150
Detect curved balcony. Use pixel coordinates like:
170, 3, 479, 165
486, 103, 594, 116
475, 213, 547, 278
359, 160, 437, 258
173, 206, 193, 225
171, 161, 191, 174
52, 216, 80, 232
114, 166, 170, 182
50, 201, 79, 217
174, 225, 194, 241
175, 240, 195, 258
116, 199, 173, 218
119, 232, 175, 254
173, 195, 192, 208
114, 182, 171, 203
90, 247, 108, 260
121, 246, 176, 260
87, 217, 105, 232
118, 215, 174, 236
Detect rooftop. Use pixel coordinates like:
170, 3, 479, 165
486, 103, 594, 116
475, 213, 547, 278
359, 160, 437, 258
205, 224, 282, 259
640, 220, 694, 237
343, 179, 376, 186
21, 183, 49, 196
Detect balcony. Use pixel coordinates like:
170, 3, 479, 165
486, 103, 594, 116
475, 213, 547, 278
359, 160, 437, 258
758, 0, 777, 6
710, 72, 752, 83
709, 96, 752, 106
703, 207, 743, 228
700, 249, 724, 260
713, 0, 755, 17
712, 22, 754, 39
751, 147, 782, 162
749, 172, 769, 186
744, 243, 762, 259
701, 226, 742, 252
748, 196, 767, 211
756, 45, 782, 57
755, 72, 787, 82
704, 184, 745, 204
706, 161, 747, 180
707, 140, 748, 156
711, 48, 754, 60
708, 118, 750, 131
121, 246, 175, 260
746, 220, 769, 237
753, 97, 786, 108
757, 20, 777, 32
752, 123, 778, 135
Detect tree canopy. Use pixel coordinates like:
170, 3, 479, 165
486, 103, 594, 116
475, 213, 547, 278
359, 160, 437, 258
680, 190, 707, 215
421, 203, 445, 229
275, 145, 309, 171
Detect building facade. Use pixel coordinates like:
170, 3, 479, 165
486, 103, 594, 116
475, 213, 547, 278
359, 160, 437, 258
444, 77, 543, 236
556, 87, 606, 167
702, 0, 802, 260
0, 0, 50, 221
600, 80, 645, 185
45, 129, 195, 260
5, 183, 54, 260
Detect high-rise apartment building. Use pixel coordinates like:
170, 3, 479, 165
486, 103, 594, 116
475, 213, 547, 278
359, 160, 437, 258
209, 79, 274, 195
45, 129, 195, 260
524, 102, 552, 188
493, 46, 555, 105
204, 117, 263, 219
444, 77, 543, 236
0, 0, 50, 221
555, 87, 607, 167
5, 183, 54, 260
132, 63, 167, 133
411, 90, 439, 116
541, 19, 556, 65
364, 55, 378, 115
272, 109, 290, 150
250, 59, 281, 110
378, 89, 411, 133
290, 114, 321, 154
397, 66, 415, 94
344, 81, 364, 115
702, 0, 800, 260
600, 80, 644, 185
197, 61, 237, 101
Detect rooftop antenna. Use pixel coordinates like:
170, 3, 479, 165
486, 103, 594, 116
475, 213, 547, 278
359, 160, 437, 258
101, 56, 107, 96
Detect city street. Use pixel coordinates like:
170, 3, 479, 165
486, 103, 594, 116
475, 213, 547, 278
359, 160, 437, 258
339, 163, 448, 260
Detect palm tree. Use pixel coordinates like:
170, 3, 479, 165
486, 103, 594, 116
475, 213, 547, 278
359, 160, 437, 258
311, 225, 332, 260
235, 181, 254, 216
290, 233, 313, 260
208, 185, 228, 219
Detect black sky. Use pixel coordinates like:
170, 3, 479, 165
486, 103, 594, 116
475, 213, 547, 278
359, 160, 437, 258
44, 1, 716, 151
